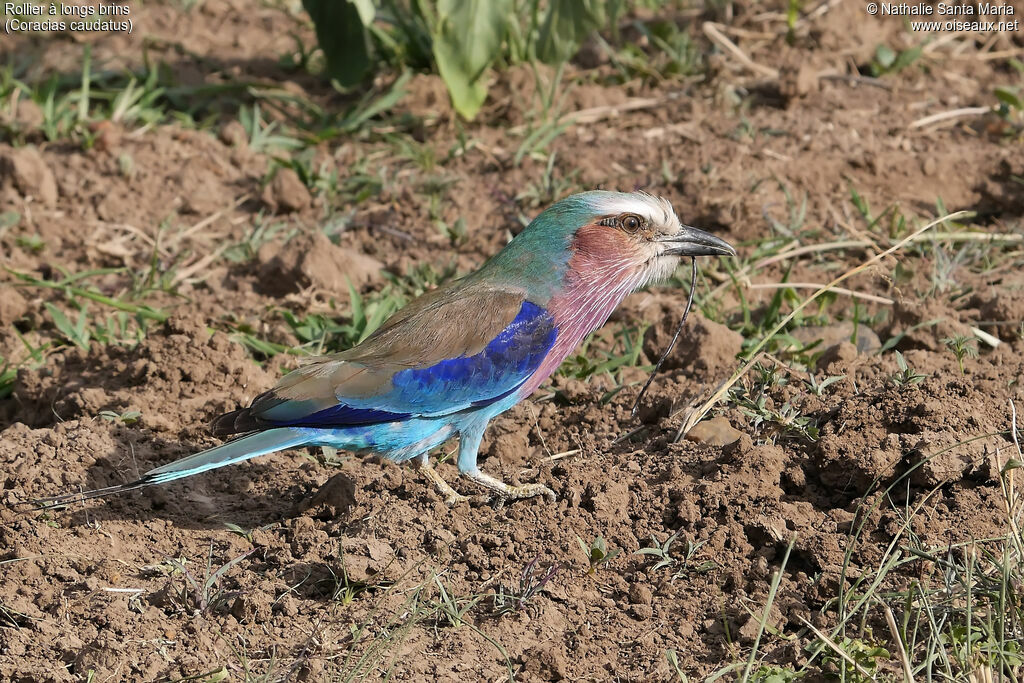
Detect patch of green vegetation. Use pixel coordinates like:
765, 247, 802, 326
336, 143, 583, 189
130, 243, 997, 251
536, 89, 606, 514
1, 267, 169, 396
812, 634, 890, 682
869, 42, 922, 77
558, 321, 651, 398
0, 357, 17, 400
303, 0, 615, 119
748, 664, 802, 683
228, 263, 457, 361
602, 17, 703, 84
942, 334, 978, 376
491, 556, 559, 618
0, 38, 408, 152
159, 545, 254, 615
0, 48, 197, 146
98, 409, 142, 425
430, 574, 482, 629
221, 214, 299, 264
515, 151, 581, 209
720, 418, 1024, 682
239, 102, 304, 154
0, 243, 217, 398
576, 534, 619, 575
889, 350, 927, 388
731, 275, 838, 361
727, 363, 820, 443
801, 371, 844, 397
635, 532, 715, 578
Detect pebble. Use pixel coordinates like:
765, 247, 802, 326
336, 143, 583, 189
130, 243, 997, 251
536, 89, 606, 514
685, 416, 743, 447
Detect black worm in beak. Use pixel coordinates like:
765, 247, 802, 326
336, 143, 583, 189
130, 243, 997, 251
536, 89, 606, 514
631, 256, 698, 420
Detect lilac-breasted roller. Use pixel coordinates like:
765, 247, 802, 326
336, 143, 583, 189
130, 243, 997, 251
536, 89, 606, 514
40, 191, 735, 506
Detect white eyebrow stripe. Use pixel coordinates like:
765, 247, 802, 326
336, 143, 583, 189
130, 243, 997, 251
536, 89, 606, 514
586, 192, 680, 231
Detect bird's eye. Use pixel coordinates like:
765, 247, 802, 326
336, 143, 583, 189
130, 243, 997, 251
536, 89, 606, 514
620, 214, 642, 233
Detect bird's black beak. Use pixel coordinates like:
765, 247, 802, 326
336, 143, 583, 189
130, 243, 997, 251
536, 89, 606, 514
658, 225, 736, 257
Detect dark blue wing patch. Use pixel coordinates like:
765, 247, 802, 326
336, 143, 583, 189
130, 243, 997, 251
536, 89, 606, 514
265, 301, 557, 428
388, 300, 557, 412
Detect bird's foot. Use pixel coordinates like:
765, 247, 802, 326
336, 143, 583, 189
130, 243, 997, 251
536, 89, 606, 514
416, 459, 469, 506
464, 469, 556, 503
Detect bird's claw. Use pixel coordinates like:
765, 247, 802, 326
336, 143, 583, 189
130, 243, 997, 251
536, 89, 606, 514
444, 491, 470, 506
490, 483, 557, 509
417, 460, 470, 506
524, 484, 557, 503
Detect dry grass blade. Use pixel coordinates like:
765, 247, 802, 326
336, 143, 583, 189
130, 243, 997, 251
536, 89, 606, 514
542, 449, 581, 463
971, 326, 1000, 348
881, 602, 914, 683
707, 230, 1019, 303
702, 22, 780, 79
171, 244, 229, 287
1002, 400, 1024, 558
747, 282, 894, 304
909, 107, 991, 129
679, 210, 968, 437
172, 195, 250, 246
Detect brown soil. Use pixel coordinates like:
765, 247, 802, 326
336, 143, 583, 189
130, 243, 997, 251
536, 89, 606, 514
2, 1, 1023, 681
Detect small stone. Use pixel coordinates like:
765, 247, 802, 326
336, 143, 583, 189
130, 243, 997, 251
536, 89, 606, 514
256, 232, 384, 295
0, 145, 58, 207
219, 120, 248, 148
628, 583, 652, 605
0, 286, 28, 325
817, 341, 858, 371
4, 98, 43, 131
644, 312, 743, 380
89, 120, 122, 153
296, 472, 356, 519
263, 167, 311, 213
630, 603, 654, 620
685, 416, 743, 447
790, 321, 880, 354
795, 63, 819, 96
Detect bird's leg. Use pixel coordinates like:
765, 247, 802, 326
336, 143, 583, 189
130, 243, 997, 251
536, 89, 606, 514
414, 452, 468, 506
456, 422, 556, 503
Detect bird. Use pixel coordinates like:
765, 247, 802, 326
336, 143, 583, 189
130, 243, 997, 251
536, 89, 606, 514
37, 191, 735, 508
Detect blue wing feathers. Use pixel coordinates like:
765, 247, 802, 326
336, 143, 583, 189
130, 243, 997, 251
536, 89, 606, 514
252, 301, 556, 430
388, 301, 556, 413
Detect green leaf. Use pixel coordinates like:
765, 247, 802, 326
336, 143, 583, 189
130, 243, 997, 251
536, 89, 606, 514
0, 210, 20, 232
45, 302, 90, 351
349, 0, 375, 26
995, 86, 1023, 110
430, 0, 511, 119
874, 44, 896, 69
303, 0, 373, 88
536, 0, 606, 64
889, 44, 921, 72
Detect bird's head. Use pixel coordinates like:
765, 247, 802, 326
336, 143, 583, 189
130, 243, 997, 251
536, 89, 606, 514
502, 191, 736, 298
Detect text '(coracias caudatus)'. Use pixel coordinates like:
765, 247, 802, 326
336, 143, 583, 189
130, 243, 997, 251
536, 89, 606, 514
39, 191, 735, 507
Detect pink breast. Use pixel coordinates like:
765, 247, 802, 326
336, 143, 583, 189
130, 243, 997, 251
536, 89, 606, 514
517, 224, 645, 397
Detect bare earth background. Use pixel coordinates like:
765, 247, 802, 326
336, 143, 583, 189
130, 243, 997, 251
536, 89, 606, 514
1, 1, 1023, 681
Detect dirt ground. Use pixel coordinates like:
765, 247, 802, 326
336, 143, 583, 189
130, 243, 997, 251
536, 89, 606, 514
2, 1, 1023, 681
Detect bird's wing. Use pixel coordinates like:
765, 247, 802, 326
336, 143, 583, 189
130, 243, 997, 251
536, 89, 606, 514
212, 285, 557, 435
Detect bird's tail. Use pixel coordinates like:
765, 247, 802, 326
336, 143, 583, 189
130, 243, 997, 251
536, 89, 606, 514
31, 428, 309, 509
